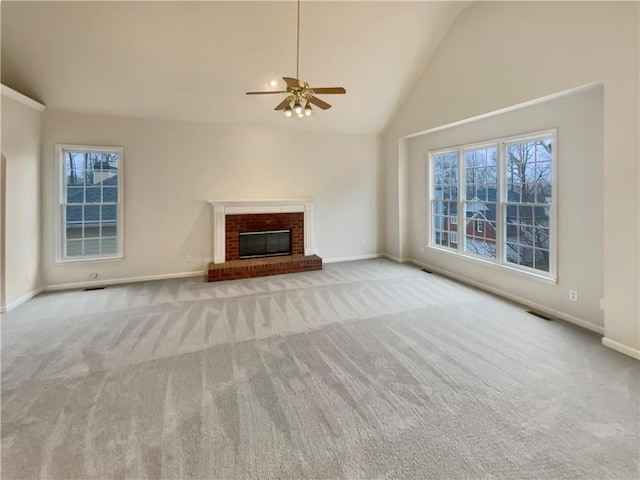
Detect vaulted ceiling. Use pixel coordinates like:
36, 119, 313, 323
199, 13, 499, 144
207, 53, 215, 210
1, 1, 468, 134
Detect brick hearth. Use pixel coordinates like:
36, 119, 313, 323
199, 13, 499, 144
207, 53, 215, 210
208, 254, 322, 282
208, 209, 322, 282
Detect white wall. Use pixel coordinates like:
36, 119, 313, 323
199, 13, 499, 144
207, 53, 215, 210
1, 95, 43, 309
407, 86, 604, 329
383, 2, 639, 356
41, 111, 382, 287
0, 155, 5, 309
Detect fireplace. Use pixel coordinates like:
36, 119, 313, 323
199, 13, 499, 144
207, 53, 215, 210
225, 213, 303, 262
209, 199, 315, 263
239, 230, 291, 258
207, 199, 322, 282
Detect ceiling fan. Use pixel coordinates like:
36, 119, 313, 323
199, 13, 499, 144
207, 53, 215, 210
245, 0, 346, 118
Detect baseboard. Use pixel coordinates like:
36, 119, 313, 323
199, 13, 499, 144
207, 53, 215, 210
1, 287, 44, 313
43, 270, 206, 292
380, 253, 410, 263
203, 257, 214, 271
602, 337, 640, 360
323, 254, 382, 264
409, 257, 605, 335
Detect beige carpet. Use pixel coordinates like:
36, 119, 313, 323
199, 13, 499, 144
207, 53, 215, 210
2, 259, 638, 479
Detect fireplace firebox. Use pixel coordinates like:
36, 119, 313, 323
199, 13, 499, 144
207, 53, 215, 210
239, 230, 291, 258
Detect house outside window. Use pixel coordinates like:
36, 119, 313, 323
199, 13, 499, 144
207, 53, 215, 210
428, 130, 556, 281
56, 145, 123, 262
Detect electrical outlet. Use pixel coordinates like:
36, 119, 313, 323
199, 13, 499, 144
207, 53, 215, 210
569, 290, 578, 302
185, 254, 192, 262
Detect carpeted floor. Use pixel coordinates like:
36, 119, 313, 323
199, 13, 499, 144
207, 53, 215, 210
1, 259, 638, 479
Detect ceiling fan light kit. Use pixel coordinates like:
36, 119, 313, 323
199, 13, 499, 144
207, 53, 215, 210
246, 0, 346, 119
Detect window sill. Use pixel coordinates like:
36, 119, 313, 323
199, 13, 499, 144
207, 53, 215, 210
426, 245, 557, 285
56, 255, 124, 265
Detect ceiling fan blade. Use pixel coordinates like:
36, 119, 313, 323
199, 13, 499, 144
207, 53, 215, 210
310, 87, 346, 94
307, 96, 332, 110
274, 97, 292, 110
246, 91, 288, 95
282, 77, 301, 89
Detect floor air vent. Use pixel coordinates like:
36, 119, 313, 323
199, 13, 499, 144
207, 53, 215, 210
527, 310, 553, 321
83, 287, 106, 291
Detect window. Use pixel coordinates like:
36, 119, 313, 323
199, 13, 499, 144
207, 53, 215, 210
57, 145, 123, 261
504, 136, 553, 273
428, 130, 555, 280
463, 146, 497, 260
431, 151, 458, 250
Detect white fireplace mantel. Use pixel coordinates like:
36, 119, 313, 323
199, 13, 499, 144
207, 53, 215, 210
207, 199, 314, 264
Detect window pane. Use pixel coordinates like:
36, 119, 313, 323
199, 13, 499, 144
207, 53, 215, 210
66, 239, 83, 257
85, 226, 100, 238
66, 226, 82, 239
66, 205, 82, 225
534, 227, 549, 249
506, 242, 519, 264
519, 247, 534, 268
84, 205, 100, 224
65, 152, 85, 186
534, 249, 550, 272
101, 205, 117, 221
85, 187, 101, 203
67, 187, 84, 203
103, 187, 118, 202
102, 237, 118, 255
102, 225, 117, 237
84, 239, 100, 256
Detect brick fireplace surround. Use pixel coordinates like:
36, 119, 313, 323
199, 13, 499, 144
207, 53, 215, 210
225, 213, 303, 261
207, 200, 322, 282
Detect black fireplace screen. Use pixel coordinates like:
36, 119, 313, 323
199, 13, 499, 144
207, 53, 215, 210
239, 230, 291, 258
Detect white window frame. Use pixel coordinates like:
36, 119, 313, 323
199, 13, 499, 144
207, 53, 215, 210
450, 214, 457, 225
55, 144, 124, 263
476, 220, 484, 233
450, 231, 458, 244
427, 129, 557, 283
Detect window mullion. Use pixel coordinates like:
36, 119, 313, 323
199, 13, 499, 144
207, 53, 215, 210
458, 147, 465, 255
496, 141, 504, 266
